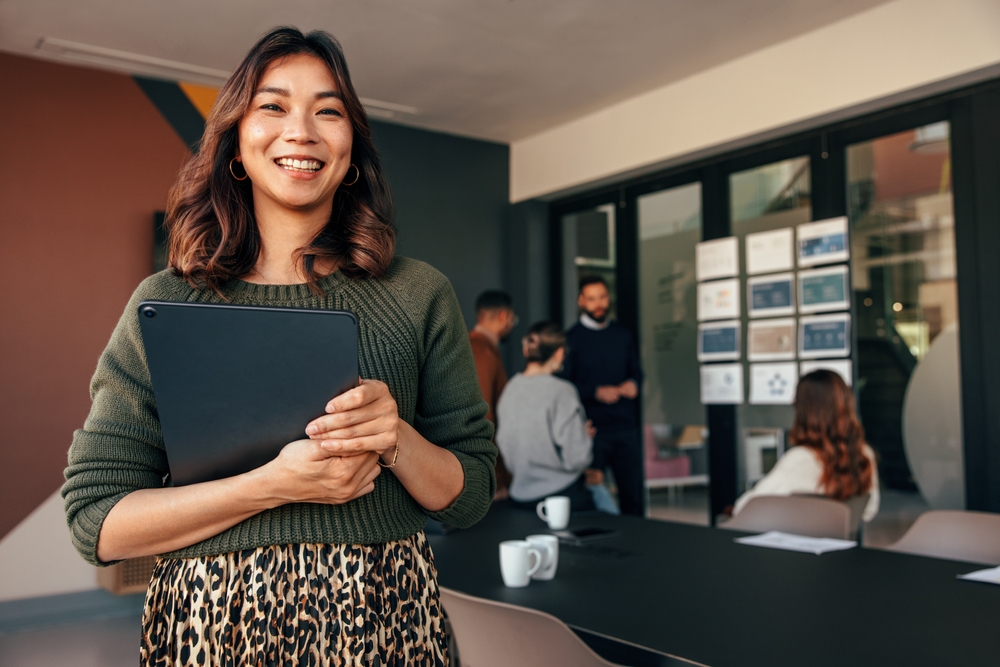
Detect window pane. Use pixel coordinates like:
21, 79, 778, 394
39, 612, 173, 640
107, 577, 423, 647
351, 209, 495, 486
847, 121, 963, 517
560, 204, 616, 330
638, 182, 708, 524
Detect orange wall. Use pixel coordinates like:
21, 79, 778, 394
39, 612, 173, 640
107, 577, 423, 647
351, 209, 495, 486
0, 53, 191, 538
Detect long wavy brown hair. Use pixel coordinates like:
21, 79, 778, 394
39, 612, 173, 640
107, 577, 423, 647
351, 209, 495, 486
790, 369, 874, 500
165, 27, 394, 292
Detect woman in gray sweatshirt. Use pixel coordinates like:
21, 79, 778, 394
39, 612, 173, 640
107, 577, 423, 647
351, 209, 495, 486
496, 322, 596, 511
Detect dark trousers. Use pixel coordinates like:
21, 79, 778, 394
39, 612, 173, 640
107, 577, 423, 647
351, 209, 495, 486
593, 427, 644, 516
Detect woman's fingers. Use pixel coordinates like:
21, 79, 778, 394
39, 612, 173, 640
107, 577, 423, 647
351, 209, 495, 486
325, 379, 390, 414
319, 433, 397, 456
306, 404, 384, 437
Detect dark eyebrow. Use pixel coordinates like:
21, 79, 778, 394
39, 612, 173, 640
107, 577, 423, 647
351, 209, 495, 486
253, 87, 343, 102
255, 86, 289, 97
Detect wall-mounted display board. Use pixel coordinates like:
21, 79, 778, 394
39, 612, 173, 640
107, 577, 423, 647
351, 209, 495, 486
697, 278, 741, 321
697, 320, 741, 362
700, 363, 744, 404
797, 217, 849, 267
749, 362, 799, 405
798, 265, 850, 314
799, 359, 853, 387
746, 228, 794, 275
747, 273, 796, 318
799, 313, 851, 359
747, 318, 796, 361
695, 237, 739, 281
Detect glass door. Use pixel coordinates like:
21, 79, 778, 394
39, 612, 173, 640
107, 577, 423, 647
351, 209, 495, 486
637, 182, 707, 524
559, 204, 617, 329
847, 121, 964, 512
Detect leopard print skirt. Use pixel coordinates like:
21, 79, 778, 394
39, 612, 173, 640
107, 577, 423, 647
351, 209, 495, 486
140, 532, 449, 666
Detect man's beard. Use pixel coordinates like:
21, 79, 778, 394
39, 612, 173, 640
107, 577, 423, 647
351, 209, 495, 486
585, 308, 607, 323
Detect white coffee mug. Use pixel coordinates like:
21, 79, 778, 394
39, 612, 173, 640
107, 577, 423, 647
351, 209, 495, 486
526, 534, 559, 581
499, 540, 542, 588
536, 495, 571, 530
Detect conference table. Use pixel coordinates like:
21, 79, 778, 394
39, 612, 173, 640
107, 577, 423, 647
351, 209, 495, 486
427, 503, 1000, 667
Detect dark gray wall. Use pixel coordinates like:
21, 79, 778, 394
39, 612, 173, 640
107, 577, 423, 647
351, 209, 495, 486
371, 120, 509, 328
503, 200, 551, 376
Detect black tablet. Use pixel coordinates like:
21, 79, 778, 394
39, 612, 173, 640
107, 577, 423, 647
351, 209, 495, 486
138, 300, 358, 486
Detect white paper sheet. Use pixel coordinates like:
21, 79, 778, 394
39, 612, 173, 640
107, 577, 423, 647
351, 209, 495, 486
734, 531, 857, 555
697, 278, 741, 321
958, 565, 1000, 585
746, 228, 794, 275
696, 237, 739, 281
749, 363, 798, 405
700, 363, 744, 405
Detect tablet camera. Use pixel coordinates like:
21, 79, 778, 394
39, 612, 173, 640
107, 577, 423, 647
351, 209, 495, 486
142, 306, 157, 318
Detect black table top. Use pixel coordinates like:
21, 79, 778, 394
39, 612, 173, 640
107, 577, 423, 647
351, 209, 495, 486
428, 503, 1000, 667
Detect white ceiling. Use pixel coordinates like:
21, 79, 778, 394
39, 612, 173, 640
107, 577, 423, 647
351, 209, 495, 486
0, 0, 891, 143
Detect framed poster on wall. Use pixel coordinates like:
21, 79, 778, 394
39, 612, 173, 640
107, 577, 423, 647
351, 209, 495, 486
697, 320, 741, 362
798, 265, 850, 314
747, 273, 795, 318
748, 318, 796, 361
797, 217, 849, 267
697, 278, 741, 321
799, 314, 851, 359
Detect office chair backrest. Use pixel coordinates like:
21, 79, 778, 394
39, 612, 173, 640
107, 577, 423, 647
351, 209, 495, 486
440, 587, 623, 667
885, 510, 1000, 565
720, 495, 852, 539
790, 492, 870, 540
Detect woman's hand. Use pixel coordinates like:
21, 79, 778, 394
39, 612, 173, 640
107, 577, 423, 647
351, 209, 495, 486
259, 438, 381, 505
306, 379, 400, 464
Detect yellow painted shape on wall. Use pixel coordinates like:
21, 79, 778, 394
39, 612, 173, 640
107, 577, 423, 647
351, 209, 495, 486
179, 82, 220, 119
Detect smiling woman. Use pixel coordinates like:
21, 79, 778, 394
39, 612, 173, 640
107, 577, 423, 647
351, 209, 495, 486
166, 27, 394, 292
61, 27, 495, 667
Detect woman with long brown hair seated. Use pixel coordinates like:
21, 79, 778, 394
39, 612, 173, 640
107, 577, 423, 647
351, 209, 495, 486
733, 369, 880, 522
61, 27, 494, 665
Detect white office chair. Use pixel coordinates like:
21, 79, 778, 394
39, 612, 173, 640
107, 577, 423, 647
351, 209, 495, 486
440, 587, 624, 667
719, 495, 852, 539
884, 510, 1000, 565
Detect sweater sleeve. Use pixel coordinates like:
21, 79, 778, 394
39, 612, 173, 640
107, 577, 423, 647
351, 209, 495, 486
550, 386, 593, 474
411, 271, 497, 527
61, 279, 171, 566
732, 447, 823, 517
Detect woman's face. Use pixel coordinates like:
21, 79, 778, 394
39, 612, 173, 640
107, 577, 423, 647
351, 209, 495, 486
237, 53, 354, 216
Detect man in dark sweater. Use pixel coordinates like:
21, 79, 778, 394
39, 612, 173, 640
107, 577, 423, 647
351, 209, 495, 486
559, 276, 645, 516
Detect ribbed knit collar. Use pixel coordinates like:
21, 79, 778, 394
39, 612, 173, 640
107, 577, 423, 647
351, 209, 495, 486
223, 270, 348, 303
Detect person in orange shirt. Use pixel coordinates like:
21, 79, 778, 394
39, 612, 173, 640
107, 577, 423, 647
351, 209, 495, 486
469, 290, 518, 498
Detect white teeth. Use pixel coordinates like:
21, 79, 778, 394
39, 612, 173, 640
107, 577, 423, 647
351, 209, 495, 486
276, 158, 322, 171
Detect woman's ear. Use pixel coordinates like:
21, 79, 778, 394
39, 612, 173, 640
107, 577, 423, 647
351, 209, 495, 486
553, 346, 566, 367
521, 337, 530, 359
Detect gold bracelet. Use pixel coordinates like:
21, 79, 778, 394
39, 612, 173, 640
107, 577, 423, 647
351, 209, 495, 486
378, 443, 400, 468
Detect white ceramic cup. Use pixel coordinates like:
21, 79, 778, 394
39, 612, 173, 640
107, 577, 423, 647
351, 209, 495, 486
499, 540, 542, 588
536, 495, 571, 530
526, 534, 559, 580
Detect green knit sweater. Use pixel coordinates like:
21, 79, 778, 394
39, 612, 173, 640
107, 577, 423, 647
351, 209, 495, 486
62, 257, 497, 566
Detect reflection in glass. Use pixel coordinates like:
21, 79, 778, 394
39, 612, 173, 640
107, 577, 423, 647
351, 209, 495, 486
637, 183, 708, 523
848, 122, 964, 509
560, 204, 616, 329
730, 157, 812, 494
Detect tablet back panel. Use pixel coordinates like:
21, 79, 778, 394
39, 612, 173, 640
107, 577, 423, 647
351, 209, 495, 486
138, 300, 358, 486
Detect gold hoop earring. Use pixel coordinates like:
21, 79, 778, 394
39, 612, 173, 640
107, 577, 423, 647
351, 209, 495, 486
341, 163, 360, 186
229, 157, 249, 181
